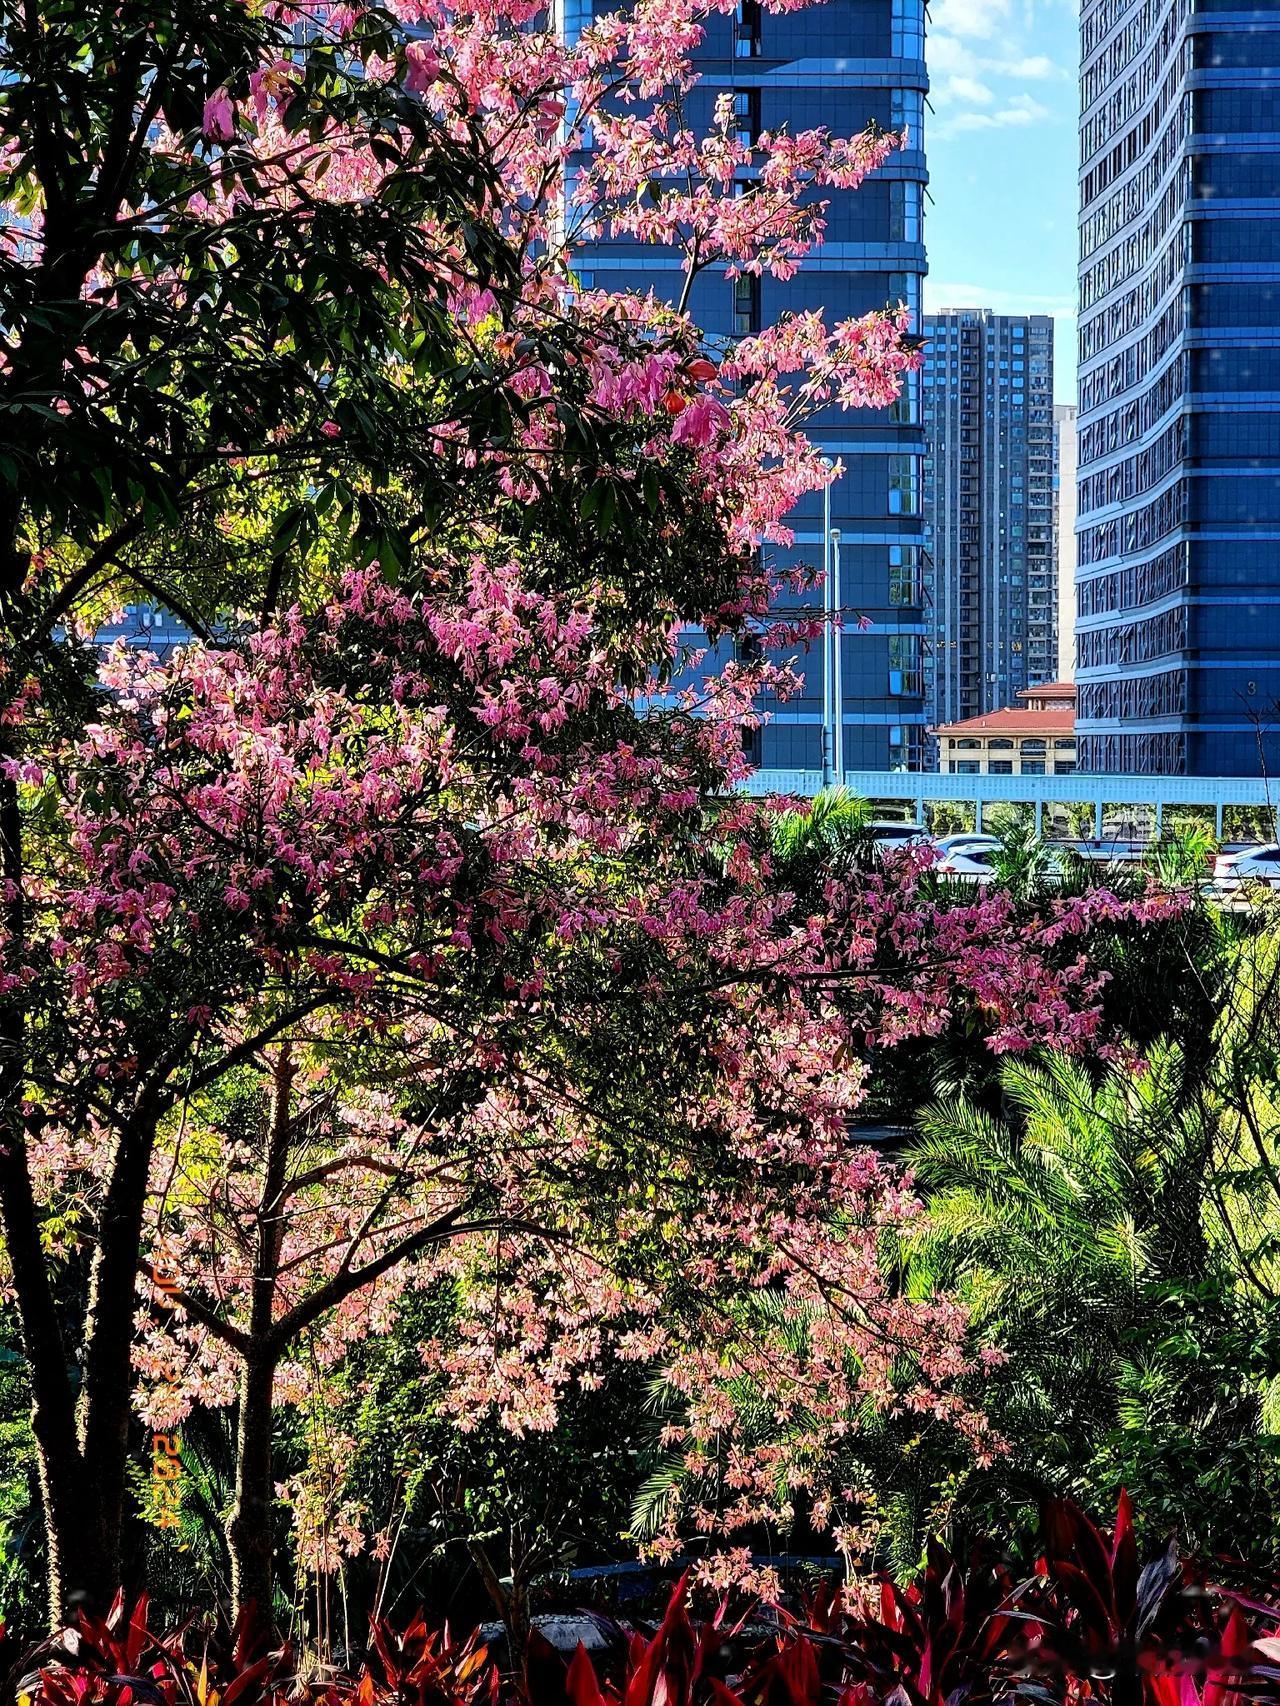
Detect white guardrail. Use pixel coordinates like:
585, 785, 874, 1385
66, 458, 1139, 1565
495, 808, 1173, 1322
738, 769, 1280, 839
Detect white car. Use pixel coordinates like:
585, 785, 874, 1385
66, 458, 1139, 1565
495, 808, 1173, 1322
932, 833, 1001, 860
1212, 845, 1280, 890
934, 846, 999, 882
935, 842, 1069, 887
871, 822, 929, 851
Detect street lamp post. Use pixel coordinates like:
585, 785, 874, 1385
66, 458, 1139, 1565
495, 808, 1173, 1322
820, 460, 834, 788
831, 527, 843, 781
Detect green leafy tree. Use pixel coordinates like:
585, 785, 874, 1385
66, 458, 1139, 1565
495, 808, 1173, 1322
334, 1294, 655, 1655
899, 1040, 1280, 1563
768, 788, 876, 887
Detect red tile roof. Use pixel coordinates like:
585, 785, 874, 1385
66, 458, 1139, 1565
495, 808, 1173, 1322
933, 706, 1076, 737
1015, 681, 1076, 701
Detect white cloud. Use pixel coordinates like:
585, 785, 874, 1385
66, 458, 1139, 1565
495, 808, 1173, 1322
942, 73, 995, 106
933, 92, 1051, 135
924, 14, 1069, 130
994, 53, 1059, 78
929, 0, 1011, 39
927, 31, 979, 74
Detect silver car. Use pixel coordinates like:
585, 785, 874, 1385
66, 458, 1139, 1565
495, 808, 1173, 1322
932, 833, 1001, 860
1212, 845, 1280, 891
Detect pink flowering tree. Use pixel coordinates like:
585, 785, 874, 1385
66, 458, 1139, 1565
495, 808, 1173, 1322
0, 0, 910, 1625
0, 0, 1170, 1638
8, 556, 1183, 1624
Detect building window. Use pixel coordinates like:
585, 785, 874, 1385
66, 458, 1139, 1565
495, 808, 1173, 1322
735, 0, 761, 56
888, 455, 920, 515
989, 760, 1013, 775
733, 89, 761, 147
888, 543, 922, 606
890, 89, 923, 140
888, 270, 921, 327
559, 0, 594, 40
1020, 760, 1045, 775
889, 725, 920, 771
889, 635, 922, 696
890, 371, 921, 424
953, 760, 980, 774
891, 0, 924, 59
889, 180, 921, 244
733, 272, 760, 336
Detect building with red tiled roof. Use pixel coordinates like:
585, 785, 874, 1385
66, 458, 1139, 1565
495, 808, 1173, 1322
933, 683, 1076, 777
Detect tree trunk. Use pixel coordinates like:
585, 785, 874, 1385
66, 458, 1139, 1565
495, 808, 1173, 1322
227, 1051, 295, 1625
469, 1540, 517, 1646
0, 1138, 97, 1626
228, 1354, 279, 1623
75, 1105, 163, 1615
0, 766, 109, 1627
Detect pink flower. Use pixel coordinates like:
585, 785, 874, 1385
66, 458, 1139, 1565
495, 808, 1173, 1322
404, 41, 440, 94
248, 61, 297, 126
202, 90, 235, 143
320, 420, 341, 439
535, 97, 566, 139
671, 395, 731, 447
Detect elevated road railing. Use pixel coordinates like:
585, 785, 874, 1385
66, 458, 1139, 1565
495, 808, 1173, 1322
738, 769, 1280, 840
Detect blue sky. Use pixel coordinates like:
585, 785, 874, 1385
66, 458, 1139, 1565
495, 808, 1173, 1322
921, 0, 1080, 402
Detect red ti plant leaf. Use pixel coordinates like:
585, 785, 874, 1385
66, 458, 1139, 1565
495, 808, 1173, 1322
1203, 1607, 1253, 1706
739, 1634, 820, 1706
565, 1645, 612, 1706
622, 1576, 700, 1706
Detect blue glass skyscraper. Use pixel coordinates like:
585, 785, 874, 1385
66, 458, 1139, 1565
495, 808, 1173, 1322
922, 310, 1057, 734
569, 0, 930, 773
1076, 0, 1280, 776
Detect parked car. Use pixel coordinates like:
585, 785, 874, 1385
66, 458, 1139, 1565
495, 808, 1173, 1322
936, 842, 1069, 888
934, 846, 999, 882
932, 833, 1001, 860
1212, 845, 1280, 891
870, 821, 928, 851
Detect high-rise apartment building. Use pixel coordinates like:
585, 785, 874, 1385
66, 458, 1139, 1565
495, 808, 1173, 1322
1075, 0, 1280, 775
1054, 403, 1078, 681
567, 0, 930, 773
921, 310, 1057, 734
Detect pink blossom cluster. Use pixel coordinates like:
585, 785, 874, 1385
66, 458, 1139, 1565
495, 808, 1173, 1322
129, 0, 925, 572
0, 0, 1178, 1594
2, 580, 1180, 1582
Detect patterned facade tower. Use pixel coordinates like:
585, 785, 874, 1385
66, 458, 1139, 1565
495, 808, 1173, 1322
922, 309, 1057, 737
568, 0, 930, 774
1076, 0, 1280, 776
1054, 403, 1078, 682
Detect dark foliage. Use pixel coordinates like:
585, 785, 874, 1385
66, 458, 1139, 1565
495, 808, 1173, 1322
13, 1498, 1280, 1706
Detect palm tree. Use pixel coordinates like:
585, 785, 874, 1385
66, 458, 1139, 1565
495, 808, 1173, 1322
985, 821, 1062, 902
769, 787, 875, 887
907, 1047, 1209, 1438
1198, 926, 1280, 1305
901, 1038, 1280, 1562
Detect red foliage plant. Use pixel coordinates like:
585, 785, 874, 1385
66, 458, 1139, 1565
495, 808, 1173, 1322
11, 1499, 1280, 1706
